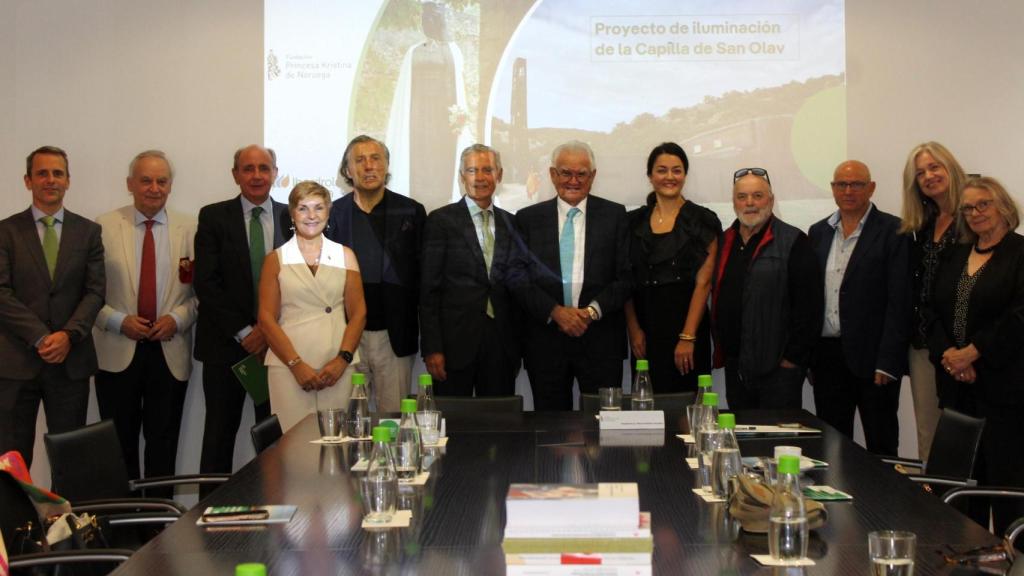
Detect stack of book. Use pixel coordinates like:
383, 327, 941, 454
503, 483, 652, 576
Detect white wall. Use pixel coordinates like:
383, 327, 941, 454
2, 0, 1022, 489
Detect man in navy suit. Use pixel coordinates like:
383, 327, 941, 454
0, 146, 105, 467
514, 141, 631, 410
808, 160, 910, 456
419, 144, 524, 396
326, 136, 425, 412
194, 145, 291, 485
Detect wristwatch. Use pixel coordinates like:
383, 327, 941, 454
338, 349, 354, 363
586, 306, 599, 321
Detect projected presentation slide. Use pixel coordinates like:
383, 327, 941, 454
265, 0, 845, 227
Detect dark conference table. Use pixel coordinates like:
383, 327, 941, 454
111, 409, 999, 575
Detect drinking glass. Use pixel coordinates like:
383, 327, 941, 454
868, 530, 916, 576
416, 410, 441, 445
598, 387, 622, 410
317, 408, 346, 441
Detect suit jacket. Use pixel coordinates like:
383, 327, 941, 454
0, 207, 105, 380
93, 207, 198, 381
419, 199, 524, 370
808, 204, 910, 379
514, 194, 631, 361
326, 189, 425, 357
193, 195, 290, 364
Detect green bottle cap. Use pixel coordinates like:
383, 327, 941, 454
401, 398, 418, 413
702, 392, 718, 406
636, 359, 649, 371
352, 372, 366, 386
697, 374, 713, 388
380, 420, 399, 441
717, 413, 735, 429
778, 454, 801, 475
371, 426, 391, 443
419, 373, 433, 387
235, 563, 267, 576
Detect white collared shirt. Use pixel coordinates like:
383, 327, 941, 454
31, 205, 64, 243
557, 196, 588, 309
822, 204, 874, 337
464, 196, 495, 251
239, 195, 274, 255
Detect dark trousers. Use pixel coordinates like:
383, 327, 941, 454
0, 365, 89, 469
95, 341, 188, 498
724, 357, 806, 411
199, 361, 270, 497
525, 334, 623, 411
811, 338, 900, 456
435, 318, 517, 397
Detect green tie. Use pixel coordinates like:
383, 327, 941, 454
41, 216, 58, 279
481, 210, 494, 318
249, 206, 265, 308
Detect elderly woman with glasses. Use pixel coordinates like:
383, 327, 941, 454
927, 176, 1024, 535
899, 142, 968, 463
624, 142, 720, 392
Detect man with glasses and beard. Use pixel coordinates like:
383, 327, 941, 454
711, 168, 822, 410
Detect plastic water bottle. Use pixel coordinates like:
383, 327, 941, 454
631, 359, 654, 410
695, 392, 720, 489
416, 373, 437, 413
362, 426, 398, 524
394, 398, 421, 479
694, 392, 720, 452
711, 413, 742, 498
347, 372, 371, 439
687, 374, 713, 433
769, 454, 809, 560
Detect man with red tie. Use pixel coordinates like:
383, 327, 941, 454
93, 151, 197, 496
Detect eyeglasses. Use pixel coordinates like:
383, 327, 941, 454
733, 167, 771, 185
830, 181, 869, 191
555, 169, 593, 182
959, 199, 993, 215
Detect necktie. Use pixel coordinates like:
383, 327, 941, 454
560, 207, 580, 307
41, 216, 58, 279
138, 220, 157, 322
481, 210, 494, 318
249, 206, 266, 308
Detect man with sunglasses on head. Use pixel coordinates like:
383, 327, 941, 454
710, 168, 822, 410
514, 141, 631, 410
808, 160, 910, 456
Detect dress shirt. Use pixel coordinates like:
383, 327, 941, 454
464, 196, 495, 251
555, 196, 601, 318
236, 196, 275, 342
31, 205, 64, 243
822, 204, 873, 337
103, 209, 183, 333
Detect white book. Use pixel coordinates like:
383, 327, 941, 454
505, 565, 652, 576
506, 483, 639, 530
506, 553, 652, 566
503, 512, 651, 540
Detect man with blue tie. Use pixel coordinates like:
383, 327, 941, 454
420, 144, 525, 396
514, 141, 631, 410
0, 146, 105, 467
93, 151, 197, 496
194, 145, 291, 485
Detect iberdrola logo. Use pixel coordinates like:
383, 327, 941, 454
275, 174, 291, 188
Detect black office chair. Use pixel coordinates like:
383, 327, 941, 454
883, 408, 986, 492
251, 414, 283, 454
0, 469, 134, 572
432, 395, 523, 413
44, 420, 230, 512
943, 487, 1024, 555
580, 391, 696, 413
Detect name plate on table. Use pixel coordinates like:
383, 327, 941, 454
599, 410, 664, 430
600, 428, 664, 446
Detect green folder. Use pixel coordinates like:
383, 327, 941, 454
231, 353, 269, 405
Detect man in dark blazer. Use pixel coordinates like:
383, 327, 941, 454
514, 140, 631, 410
419, 144, 524, 396
0, 146, 105, 467
194, 145, 291, 486
808, 160, 910, 456
327, 135, 425, 412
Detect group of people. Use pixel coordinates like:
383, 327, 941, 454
0, 137, 1020, 533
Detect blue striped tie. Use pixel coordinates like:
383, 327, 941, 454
560, 207, 580, 307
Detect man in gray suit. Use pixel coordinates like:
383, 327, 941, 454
0, 146, 105, 467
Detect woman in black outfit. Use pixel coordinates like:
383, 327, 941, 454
625, 143, 720, 392
928, 176, 1024, 535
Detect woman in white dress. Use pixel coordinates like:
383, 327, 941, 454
258, 181, 366, 431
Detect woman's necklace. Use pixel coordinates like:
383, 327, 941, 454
655, 201, 681, 225
973, 242, 997, 255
